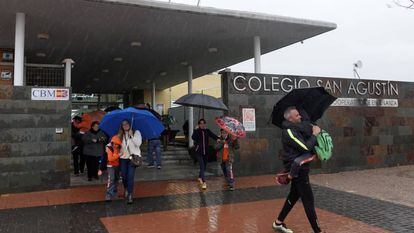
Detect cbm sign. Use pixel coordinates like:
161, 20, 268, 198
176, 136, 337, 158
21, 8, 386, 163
31, 88, 70, 101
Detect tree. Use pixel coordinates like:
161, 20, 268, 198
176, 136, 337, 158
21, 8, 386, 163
393, 0, 414, 9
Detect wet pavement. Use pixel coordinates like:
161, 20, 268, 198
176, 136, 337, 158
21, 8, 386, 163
311, 165, 414, 208
1, 170, 414, 233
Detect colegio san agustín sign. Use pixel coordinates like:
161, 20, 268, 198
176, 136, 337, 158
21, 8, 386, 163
231, 74, 399, 107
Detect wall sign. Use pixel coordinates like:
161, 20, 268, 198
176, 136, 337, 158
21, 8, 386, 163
232, 74, 399, 97
2, 52, 13, 61
1, 70, 12, 80
331, 98, 398, 107
31, 88, 69, 101
242, 108, 256, 132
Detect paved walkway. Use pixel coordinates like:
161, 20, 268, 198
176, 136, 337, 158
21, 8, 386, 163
1, 167, 413, 233
311, 165, 414, 208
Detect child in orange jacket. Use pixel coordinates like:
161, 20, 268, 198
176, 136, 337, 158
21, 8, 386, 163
105, 135, 122, 201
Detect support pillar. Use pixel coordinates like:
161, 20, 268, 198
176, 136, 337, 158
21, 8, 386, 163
188, 65, 194, 147
254, 36, 261, 73
14, 12, 25, 86
151, 81, 156, 109
63, 58, 74, 87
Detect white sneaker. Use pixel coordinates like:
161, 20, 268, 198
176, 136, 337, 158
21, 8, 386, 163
201, 182, 207, 190
272, 221, 293, 233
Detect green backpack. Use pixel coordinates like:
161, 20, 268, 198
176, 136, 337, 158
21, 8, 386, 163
315, 130, 333, 161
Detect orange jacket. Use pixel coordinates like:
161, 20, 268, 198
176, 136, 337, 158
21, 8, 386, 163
106, 136, 122, 167
74, 114, 92, 133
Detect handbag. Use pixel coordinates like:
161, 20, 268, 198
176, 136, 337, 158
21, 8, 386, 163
129, 154, 143, 167
125, 134, 143, 167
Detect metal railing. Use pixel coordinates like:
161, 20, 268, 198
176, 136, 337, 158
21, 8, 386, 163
25, 63, 65, 87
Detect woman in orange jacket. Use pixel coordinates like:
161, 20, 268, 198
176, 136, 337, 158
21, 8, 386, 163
105, 135, 122, 201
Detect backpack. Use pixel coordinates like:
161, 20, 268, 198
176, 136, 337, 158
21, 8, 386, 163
315, 130, 333, 161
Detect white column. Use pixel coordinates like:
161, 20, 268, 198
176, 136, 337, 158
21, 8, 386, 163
63, 58, 74, 87
254, 36, 261, 73
151, 81, 156, 109
14, 12, 25, 86
188, 65, 194, 147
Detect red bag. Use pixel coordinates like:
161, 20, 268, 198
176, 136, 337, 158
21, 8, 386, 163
275, 172, 291, 185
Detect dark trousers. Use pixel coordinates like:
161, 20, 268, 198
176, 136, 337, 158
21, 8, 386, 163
120, 159, 136, 194
196, 153, 208, 182
72, 147, 86, 174
290, 153, 313, 178
86, 156, 100, 179
277, 167, 321, 233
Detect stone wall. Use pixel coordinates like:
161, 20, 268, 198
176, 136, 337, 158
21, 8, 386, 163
0, 86, 71, 194
221, 72, 414, 176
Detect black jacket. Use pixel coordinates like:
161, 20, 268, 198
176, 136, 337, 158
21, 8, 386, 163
192, 128, 219, 155
82, 130, 107, 157
281, 120, 317, 170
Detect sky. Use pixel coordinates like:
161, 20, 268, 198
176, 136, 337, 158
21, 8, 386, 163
156, 0, 414, 81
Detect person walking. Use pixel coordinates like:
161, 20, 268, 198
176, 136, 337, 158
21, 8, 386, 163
273, 107, 323, 233
118, 120, 142, 204
82, 121, 107, 181
71, 116, 85, 175
191, 119, 219, 190
147, 137, 162, 169
216, 129, 239, 191
105, 135, 122, 202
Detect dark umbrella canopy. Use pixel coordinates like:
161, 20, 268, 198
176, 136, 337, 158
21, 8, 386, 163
134, 106, 162, 120
271, 87, 337, 128
175, 93, 228, 111
104, 106, 121, 112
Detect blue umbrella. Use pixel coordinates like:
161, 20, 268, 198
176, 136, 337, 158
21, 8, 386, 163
100, 107, 165, 140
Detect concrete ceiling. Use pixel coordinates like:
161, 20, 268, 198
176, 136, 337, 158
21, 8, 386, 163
0, 0, 336, 93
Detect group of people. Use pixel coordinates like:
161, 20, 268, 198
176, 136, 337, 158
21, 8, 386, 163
71, 106, 324, 232
191, 118, 239, 190
71, 114, 162, 204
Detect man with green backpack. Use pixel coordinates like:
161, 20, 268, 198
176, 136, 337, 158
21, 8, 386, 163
273, 107, 326, 233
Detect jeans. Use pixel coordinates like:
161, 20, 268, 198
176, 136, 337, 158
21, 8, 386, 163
106, 166, 120, 198
147, 139, 162, 166
196, 153, 208, 182
221, 160, 234, 187
120, 158, 136, 194
278, 166, 321, 233
290, 153, 313, 178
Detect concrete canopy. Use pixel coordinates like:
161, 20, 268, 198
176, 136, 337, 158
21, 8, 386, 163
0, 0, 336, 93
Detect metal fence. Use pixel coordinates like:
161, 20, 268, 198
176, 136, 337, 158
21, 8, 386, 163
25, 63, 65, 86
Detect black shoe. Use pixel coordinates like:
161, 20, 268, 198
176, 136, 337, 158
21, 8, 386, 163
88, 178, 92, 181
127, 194, 133, 204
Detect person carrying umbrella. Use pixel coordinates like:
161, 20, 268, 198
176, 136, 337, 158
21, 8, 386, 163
272, 107, 322, 233
271, 87, 336, 233
215, 129, 239, 191
191, 119, 219, 190
214, 116, 245, 191
99, 107, 164, 204
118, 120, 142, 204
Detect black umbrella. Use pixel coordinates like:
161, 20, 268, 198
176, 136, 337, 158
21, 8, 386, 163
133, 106, 162, 120
175, 93, 228, 111
271, 87, 337, 128
104, 106, 121, 112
